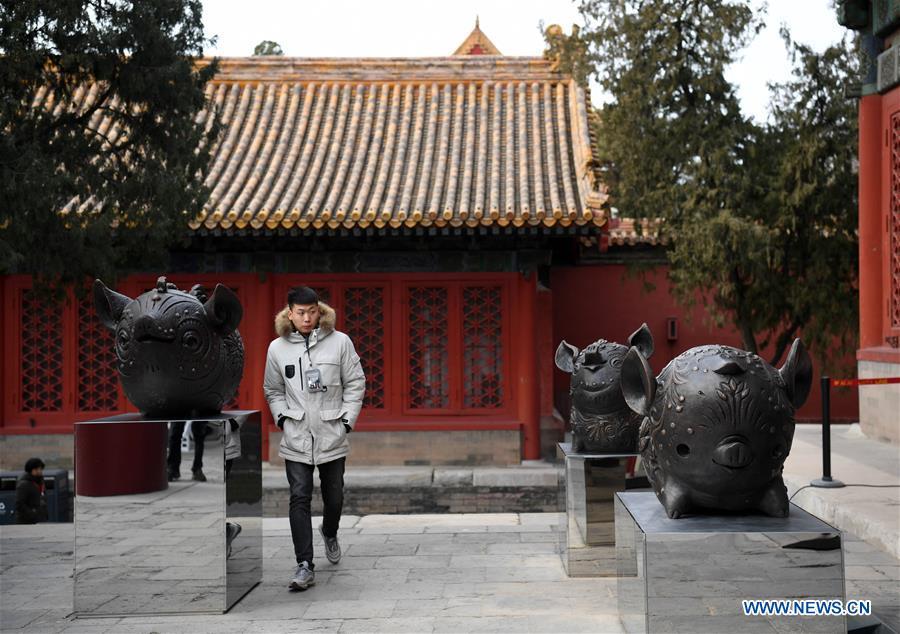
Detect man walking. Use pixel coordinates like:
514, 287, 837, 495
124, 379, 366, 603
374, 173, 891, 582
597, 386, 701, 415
264, 286, 365, 591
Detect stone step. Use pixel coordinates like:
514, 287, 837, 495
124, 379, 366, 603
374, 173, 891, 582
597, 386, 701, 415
262, 462, 562, 516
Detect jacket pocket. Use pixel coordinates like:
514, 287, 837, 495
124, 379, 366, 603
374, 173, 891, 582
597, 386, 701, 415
319, 408, 347, 422
281, 418, 311, 455
317, 417, 348, 453
317, 358, 342, 387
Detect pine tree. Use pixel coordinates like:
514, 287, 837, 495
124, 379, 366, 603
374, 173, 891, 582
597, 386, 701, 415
0, 0, 220, 293
565, 0, 858, 364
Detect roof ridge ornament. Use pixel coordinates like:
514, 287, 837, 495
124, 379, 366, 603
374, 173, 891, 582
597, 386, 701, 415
453, 17, 502, 56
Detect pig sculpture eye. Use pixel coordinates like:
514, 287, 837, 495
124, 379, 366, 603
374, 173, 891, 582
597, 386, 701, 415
182, 331, 201, 352
676, 443, 691, 457
116, 329, 131, 354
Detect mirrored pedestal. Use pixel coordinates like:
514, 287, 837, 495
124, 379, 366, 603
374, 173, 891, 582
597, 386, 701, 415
616, 491, 845, 633
558, 443, 638, 577
74, 411, 262, 616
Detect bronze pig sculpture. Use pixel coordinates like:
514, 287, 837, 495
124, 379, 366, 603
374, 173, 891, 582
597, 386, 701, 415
555, 324, 654, 453
93, 276, 244, 417
620, 339, 812, 518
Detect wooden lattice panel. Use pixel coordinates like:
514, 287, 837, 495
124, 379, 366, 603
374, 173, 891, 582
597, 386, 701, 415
343, 286, 386, 409
407, 287, 450, 409
892, 113, 900, 330
313, 286, 331, 304
77, 293, 119, 411
20, 289, 64, 411
462, 286, 503, 408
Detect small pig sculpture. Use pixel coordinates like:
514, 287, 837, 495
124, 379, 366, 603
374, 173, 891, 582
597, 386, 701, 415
555, 324, 654, 453
93, 276, 244, 417
620, 340, 812, 518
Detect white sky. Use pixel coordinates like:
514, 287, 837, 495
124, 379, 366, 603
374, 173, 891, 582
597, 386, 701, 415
201, 0, 848, 122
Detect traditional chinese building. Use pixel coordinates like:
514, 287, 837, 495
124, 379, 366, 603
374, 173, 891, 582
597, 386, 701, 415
0, 23, 859, 469
838, 1, 900, 444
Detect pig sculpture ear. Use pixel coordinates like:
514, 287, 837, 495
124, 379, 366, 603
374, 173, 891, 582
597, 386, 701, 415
204, 284, 243, 334
555, 340, 580, 373
779, 338, 813, 409
621, 347, 656, 416
627, 322, 654, 359
93, 279, 132, 331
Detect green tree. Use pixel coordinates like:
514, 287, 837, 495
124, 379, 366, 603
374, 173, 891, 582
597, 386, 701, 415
0, 0, 219, 292
253, 40, 283, 56
669, 33, 859, 364
566, 0, 858, 365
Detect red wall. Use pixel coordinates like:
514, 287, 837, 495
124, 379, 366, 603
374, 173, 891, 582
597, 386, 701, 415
551, 264, 859, 422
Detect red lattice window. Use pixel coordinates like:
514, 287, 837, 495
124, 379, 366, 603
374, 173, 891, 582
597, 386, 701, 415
20, 289, 64, 411
462, 286, 503, 408
343, 286, 386, 409
891, 113, 900, 332
76, 293, 119, 412
312, 287, 332, 304
407, 287, 450, 409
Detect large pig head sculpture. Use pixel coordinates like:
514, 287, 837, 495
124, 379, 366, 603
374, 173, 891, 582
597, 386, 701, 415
621, 340, 812, 518
93, 276, 244, 417
555, 324, 653, 453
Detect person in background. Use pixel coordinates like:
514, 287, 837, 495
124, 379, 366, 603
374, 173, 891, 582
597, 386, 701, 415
15, 457, 48, 524
167, 421, 209, 482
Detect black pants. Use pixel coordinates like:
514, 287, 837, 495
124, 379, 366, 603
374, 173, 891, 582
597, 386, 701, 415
285, 457, 345, 568
167, 421, 208, 474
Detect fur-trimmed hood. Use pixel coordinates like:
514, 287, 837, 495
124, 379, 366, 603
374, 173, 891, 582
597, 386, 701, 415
274, 302, 336, 338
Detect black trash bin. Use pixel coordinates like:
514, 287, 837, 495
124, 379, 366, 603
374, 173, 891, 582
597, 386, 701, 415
0, 468, 70, 524
0, 472, 18, 524
44, 469, 70, 522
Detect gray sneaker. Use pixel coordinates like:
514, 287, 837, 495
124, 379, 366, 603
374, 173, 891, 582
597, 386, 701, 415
319, 525, 341, 564
289, 562, 315, 591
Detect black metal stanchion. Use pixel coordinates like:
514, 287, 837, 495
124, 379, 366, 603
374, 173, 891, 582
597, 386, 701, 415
811, 375, 845, 488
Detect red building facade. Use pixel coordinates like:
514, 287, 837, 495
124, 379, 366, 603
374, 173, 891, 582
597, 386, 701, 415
840, 2, 900, 444
0, 26, 862, 469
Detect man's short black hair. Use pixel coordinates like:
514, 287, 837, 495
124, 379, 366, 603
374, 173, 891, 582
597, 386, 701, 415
24, 458, 45, 473
287, 286, 319, 307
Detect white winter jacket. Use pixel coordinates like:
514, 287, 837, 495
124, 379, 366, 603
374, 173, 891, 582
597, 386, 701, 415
263, 303, 366, 465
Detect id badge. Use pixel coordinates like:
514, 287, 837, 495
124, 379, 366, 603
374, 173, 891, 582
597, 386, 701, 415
306, 367, 327, 393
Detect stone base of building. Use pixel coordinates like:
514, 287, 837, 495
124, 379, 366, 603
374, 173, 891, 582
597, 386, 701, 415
268, 429, 523, 466
264, 484, 560, 516
858, 358, 900, 444
0, 434, 74, 471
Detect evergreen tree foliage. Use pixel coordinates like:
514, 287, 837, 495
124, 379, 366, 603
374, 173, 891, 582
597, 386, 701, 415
0, 0, 219, 293
253, 40, 283, 55
558, 0, 858, 365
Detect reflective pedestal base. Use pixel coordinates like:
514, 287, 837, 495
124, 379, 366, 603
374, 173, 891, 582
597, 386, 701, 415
74, 411, 262, 617
616, 492, 846, 633
558, 443, 638, 577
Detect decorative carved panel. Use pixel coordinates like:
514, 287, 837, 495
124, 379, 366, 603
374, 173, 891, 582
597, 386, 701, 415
20, 289, 64, 411
407, 287, 450, 409
76, 293, 119, 411
462, 286, 503, 408
344, 286, 386, 408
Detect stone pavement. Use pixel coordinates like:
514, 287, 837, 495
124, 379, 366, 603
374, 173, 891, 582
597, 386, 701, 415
3, 509, 899, 633
785, 424, 900, 559
2, 513, 625, 633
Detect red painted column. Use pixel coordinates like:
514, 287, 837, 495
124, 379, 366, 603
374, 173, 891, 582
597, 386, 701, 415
859, 94, 883, 350
518, 272, 540, 460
